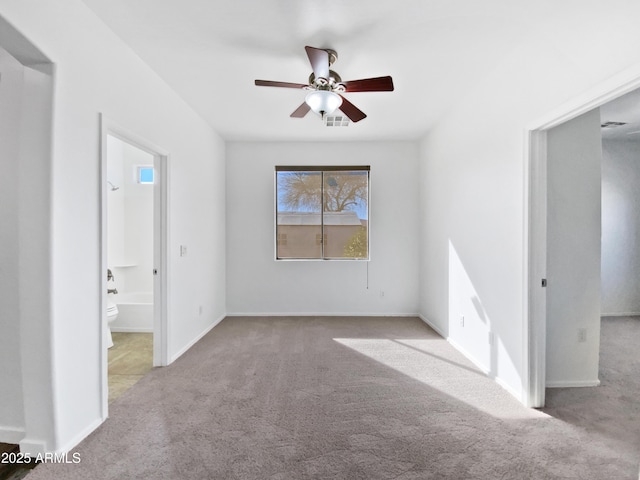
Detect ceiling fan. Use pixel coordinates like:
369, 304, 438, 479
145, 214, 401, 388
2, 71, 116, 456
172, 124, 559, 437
254, 46, 394, 123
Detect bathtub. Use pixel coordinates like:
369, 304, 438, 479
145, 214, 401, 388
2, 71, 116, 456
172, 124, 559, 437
111, 292, 154, 332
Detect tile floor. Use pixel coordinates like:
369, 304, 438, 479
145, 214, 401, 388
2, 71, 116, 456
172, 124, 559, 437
108, 332, 153, 403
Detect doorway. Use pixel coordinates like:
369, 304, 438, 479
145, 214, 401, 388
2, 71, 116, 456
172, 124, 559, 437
100, 116, 168, 418
526, 67, 640, 408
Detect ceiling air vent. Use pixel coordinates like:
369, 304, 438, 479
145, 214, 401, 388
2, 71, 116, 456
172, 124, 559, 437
324, 115, 350, 127
601, 121, 627, 128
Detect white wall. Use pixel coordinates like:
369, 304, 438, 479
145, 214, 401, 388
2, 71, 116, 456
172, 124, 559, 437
121, 143, 154, 295
106, 135, 125, 273
107, 135, 155, 298
0, 47, 26, 442
418, 4, 640, 401
418, 121, 524, 397
601, 138, 640, 315
0, 0, 226, 453
546, 109, 602, 387
226, 141, 419, 316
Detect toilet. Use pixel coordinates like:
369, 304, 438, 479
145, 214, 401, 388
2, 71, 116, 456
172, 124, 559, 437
106, 301, 119, 348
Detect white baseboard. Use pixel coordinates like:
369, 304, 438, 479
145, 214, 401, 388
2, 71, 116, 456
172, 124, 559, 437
418, 314, 524, 403
494, 376, 524, 401
225, 312, 420, 317
53, 417, 104, 454
0, 426, 25, 444
111, 327, 153, 333
19, 438, 47, 455
546, 379, 601, 388
418, 314, 447, 337
447, 337, 491, 376
19, 419, 104, 455
601, 312, 640, 317
419, 314, 489, 374
170, 314, 226, 363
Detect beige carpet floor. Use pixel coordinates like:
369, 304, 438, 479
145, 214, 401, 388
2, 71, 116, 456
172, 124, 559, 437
25, 316, 640, 479
543, 315, 640, 463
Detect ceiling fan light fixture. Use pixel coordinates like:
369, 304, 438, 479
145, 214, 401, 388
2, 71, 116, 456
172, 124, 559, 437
305, 90, 342, 117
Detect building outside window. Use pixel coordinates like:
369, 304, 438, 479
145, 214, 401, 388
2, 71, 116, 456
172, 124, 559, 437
275, 166, 369, 260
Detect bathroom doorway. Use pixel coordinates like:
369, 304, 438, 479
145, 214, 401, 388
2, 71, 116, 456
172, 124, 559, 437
100, 115, 168, 417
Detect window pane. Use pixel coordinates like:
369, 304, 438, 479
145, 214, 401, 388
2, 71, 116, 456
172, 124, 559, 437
138, 166, 154, 184
323, 171, 368, 259
276, 171, 322, 259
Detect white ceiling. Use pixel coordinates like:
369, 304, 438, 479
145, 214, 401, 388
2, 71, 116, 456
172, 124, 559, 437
600, 88, 640, 142
81, 0, 640, 142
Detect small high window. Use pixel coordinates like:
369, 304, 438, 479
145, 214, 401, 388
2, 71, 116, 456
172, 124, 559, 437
275, 166, 369, 260
137, 166, 154, 184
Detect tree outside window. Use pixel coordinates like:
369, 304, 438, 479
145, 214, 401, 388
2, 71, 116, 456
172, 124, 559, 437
276, 166, 369, 260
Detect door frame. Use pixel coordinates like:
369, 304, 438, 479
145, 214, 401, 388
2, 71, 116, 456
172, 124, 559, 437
525, 64, 640, 408
99, 114, 170, 419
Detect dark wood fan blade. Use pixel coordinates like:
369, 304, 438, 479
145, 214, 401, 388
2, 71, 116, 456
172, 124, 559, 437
344, 76, 394, 92
255, 79, 308, 89
338, 95, 367, 123
290, 102, 311, 118
305, 46, 329, 80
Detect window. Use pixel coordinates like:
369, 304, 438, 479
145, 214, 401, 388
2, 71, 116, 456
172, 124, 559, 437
276, 166, 369, 260
137, 165, 154, 184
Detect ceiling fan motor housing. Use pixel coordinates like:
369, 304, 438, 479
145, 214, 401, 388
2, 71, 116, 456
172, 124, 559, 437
309, 70, 345, 92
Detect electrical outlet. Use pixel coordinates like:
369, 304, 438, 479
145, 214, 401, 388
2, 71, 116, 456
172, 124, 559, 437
180, 245, 187, 257
578, 328, 587, 343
